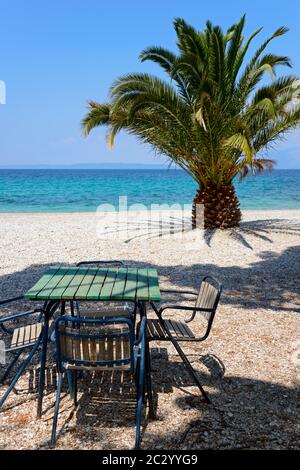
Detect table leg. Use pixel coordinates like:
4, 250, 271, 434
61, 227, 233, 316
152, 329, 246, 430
145, 339, 155, 418
139, 302, 156, 418
37, 301, 58, 418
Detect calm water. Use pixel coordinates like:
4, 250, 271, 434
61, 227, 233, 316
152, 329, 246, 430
0, 169, 299, 212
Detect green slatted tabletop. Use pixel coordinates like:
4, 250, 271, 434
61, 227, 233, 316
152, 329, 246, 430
25, 266, 161, 303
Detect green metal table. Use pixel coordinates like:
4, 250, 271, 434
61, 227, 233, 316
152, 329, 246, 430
25, 265, 160, 417
25, 266, 160, 303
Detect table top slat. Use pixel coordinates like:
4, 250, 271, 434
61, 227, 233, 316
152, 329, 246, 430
75, 267, 99, 300
25, 266, 62, 300
34, 266, 72, 300
136, 269, 150, 301
111, 268, 128, 299
45, 267, 80, 300
98, 268, 119, 300
86, 268, 108, 300
123, 268, 138, 301
147, 268, 161, 302
59, 267, 89, 300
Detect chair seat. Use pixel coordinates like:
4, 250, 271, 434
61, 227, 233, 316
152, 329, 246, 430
10, 322, 43, 350
147, 319, 195, 341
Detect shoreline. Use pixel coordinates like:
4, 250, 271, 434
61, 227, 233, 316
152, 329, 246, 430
1, 208, 300, 216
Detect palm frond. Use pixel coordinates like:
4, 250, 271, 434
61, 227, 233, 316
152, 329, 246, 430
81, 102, 111, 136
82, 16, 299, 190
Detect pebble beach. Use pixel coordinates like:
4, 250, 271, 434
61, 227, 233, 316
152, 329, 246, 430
0, 209, 299, 449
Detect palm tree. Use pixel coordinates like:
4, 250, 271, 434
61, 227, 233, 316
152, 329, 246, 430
82, 16, 300, 229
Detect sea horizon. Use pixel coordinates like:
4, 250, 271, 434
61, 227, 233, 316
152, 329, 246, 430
0, 168, 299, 213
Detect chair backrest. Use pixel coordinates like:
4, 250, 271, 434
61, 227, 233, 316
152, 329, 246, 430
196, 276, 221, 312
54, 316, 134, 371
185, 276, 222, 340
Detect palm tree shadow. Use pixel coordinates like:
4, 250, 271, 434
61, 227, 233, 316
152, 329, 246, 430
96, 213, 300, 250
102, 212, 192, 242
203, 229, 216, 247
202, 216, 300, 249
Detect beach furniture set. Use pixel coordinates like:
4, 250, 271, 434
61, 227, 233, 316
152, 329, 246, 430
0, 261, 222, 448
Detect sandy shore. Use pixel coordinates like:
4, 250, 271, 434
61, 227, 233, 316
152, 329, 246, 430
0, 209, 300, 449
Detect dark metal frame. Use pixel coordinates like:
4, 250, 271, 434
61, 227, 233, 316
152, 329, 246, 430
149, 276, 222, 403
76, 260, 125, 267
50, 315, 150, 449
0, 296, 47, 409
36, 300, 61, 417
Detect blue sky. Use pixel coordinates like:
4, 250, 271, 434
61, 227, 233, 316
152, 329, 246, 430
0, 0, 299, 168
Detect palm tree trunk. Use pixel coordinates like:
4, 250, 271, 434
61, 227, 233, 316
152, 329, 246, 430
192, 184, 242, 229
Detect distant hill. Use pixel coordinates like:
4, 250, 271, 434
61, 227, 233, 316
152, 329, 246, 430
0, 163, 177, 170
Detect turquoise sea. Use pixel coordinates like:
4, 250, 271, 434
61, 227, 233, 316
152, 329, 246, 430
0, 169, 299, 212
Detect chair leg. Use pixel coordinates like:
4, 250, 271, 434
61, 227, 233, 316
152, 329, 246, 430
1, 349, 23, 383
135, 372, 144, 449
70, 301, 75, 317
0, 341, 40, 409
50, 371, 63, 447
65, 370, 73, 398
145, 342, 155, 419
73, 371, 78, 407
157, 318, 210, 403
138, 301, 145, 321
37, 314, 50, 418
132, 302, 138, 332
135, 360, 140, 401
169, 337, 210, 403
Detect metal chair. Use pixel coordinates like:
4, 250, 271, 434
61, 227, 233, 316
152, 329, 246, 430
73, 260, 136, 321
0, 296, 47, 408
147, 276, 222, 402
50, 315, 150, 449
